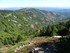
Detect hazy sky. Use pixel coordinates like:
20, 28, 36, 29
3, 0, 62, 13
0, 0, 70, 8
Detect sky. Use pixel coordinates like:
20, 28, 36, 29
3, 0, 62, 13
0, 0, 70, 8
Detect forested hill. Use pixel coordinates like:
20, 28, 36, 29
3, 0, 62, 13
0, 8, 69, 45
0, 8, 70, 53
0, 8, 66, 36
0, 8, 68, 35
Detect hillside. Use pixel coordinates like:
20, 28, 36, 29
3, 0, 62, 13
0, 8, 69, 46
0, 8, 70, 53
0, 8, 66, 36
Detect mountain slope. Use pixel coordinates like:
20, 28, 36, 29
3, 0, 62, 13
0, 8, 66, 37
17, 8, 66, 24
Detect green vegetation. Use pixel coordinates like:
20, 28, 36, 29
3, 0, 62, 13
38, 20, 70, 37
0, 8, 70, 53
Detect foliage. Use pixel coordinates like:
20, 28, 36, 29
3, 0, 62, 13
38, 20, 70, 37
